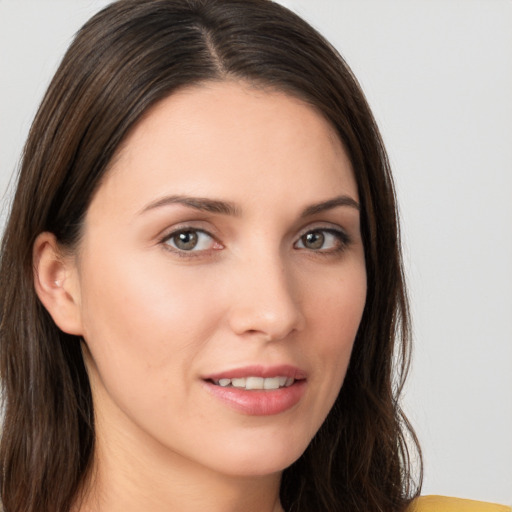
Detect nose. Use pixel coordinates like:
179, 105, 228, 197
226, 253, 306, 342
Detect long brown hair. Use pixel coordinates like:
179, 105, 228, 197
0, 1, 422, 511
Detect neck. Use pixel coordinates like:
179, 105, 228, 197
74, 410, 284, 512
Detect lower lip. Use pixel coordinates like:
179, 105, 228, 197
203, 380, 306, 416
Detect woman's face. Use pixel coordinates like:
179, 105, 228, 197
70, 81, 366, 477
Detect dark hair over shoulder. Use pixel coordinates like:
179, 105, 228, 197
0, 1, 422, 511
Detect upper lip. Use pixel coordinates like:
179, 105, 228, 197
203, 364, 307, 381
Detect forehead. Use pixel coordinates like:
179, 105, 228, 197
91, 80, 357, 219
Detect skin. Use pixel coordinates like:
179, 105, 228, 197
34, 81, 367, 512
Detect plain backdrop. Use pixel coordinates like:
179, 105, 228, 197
1, 0, 511, 505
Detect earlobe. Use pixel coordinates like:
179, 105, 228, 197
33, 232, 83, 336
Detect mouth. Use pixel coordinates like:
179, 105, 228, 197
209, 376, 296, 390
202, 365, 307, 415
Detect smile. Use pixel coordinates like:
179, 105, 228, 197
212, 376, 295, 390
203, 366, 307, 415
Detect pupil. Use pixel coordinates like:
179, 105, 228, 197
175, 231, 198, 250
304, 231, 324, 249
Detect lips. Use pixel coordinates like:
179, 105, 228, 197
213, 376, 295, 390
202, 365, 307, 415
204, 364, 306, 382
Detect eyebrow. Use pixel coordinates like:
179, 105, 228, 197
140, 194, 359, 217
141, 195, 241, 216
300, 195, 360, 217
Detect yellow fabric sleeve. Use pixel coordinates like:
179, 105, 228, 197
410, 495, 511, 512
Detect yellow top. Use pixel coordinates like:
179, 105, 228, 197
411, 496, 511, 512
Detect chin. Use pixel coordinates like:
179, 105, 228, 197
201, 434, 309, 478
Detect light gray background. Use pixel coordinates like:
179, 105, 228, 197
1, 0, 511, 505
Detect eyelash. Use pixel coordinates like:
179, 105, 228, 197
161, 228, 222, 258
160, 226, 351, 258
295, 228, 351, 255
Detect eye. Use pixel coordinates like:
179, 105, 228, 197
295, 229, 348, 252
163, 229, 218, 252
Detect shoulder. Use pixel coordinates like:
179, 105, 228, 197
409, 496, 511, 512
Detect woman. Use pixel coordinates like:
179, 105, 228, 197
0, 1, 507, 512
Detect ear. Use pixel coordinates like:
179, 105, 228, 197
33, 232, 83, 336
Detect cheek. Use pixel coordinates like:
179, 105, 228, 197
76, 249, 232, 453
299, 264, 366, 424
77, 248, 221, 393
311, 266, 366, 349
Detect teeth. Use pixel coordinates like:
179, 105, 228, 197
263, 377, 280, 390
246, 376, 264, 390
213, 376, 296, 390
231, 378, 246, 388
